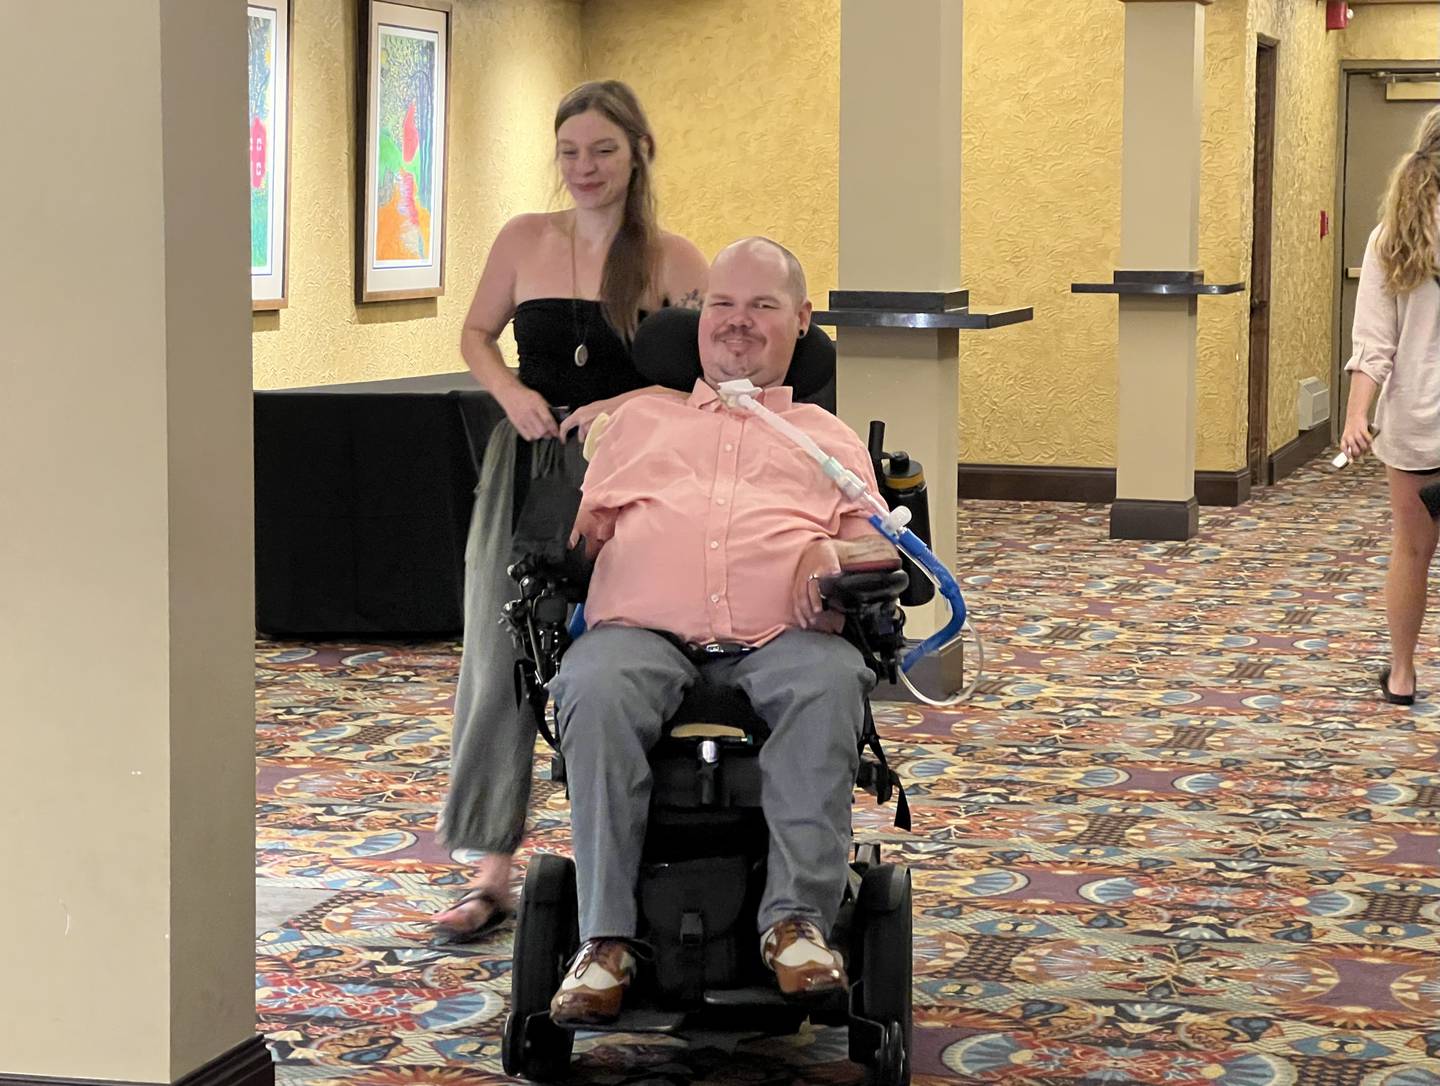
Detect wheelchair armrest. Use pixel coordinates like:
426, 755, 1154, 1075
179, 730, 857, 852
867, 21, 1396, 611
820, 571, 908, 684
818, 569, 909, 613
502, 556, 586, 751
508, 546, 592, 603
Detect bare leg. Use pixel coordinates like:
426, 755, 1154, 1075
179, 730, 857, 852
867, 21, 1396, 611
1382, 466, 1439, 698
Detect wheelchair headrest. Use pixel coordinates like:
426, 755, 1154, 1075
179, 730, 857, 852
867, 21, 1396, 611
632, 307, 837, 410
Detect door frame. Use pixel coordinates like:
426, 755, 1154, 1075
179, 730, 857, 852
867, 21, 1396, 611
1332, 59, 1440, 437
1249, 36, 1278, 486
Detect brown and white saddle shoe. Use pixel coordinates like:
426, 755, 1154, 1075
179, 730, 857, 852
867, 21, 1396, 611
760, 917, 849, 999
549, 939, 636, 1026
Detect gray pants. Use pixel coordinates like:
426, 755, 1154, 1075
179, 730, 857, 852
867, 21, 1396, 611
441, 422, 586, 854
549, 625, 873, 941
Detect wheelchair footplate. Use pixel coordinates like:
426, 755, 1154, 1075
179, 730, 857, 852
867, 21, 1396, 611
548, 985, 841, 1039
569, 1006, 688, 1035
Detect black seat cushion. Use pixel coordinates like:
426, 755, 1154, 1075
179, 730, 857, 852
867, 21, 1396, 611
667, 676, 769, 739
632, 307, 836, 411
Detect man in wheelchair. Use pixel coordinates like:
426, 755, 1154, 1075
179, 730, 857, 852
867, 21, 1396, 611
544, 237, 902, 1027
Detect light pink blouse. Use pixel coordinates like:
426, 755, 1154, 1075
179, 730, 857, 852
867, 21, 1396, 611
1345, 224, 1440, 470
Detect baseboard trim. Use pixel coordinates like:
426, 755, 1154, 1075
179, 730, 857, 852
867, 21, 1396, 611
1, 1036, 273, 1086
1110, 497, 1200, 541
1268, 423, 1331, 484
956, 464, 1251, 507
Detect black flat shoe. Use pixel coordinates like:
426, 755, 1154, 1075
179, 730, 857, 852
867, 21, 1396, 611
1379, 667, 1416, 706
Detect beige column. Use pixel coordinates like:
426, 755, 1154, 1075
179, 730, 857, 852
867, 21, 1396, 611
0, 1, 263, 1083
1120, 2, 1206, 274
1109, 0, 1218, 540
834, 0, 963, 639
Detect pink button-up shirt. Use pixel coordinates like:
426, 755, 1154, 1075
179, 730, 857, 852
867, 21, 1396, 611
576, 381, 882, 647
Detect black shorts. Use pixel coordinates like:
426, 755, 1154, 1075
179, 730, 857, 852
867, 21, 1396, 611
1401, 466, 1440, 476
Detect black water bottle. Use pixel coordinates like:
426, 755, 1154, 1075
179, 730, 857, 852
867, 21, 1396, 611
868, 422, 935, 607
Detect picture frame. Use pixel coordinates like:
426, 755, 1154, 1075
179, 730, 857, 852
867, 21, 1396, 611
356, 0, 452, 303
248, 0, 293, 311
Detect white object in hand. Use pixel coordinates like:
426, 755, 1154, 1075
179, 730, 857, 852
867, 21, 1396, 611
1332, 451, 1350, 468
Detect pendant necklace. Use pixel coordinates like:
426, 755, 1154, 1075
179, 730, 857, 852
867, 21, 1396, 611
570, 224, 589, 367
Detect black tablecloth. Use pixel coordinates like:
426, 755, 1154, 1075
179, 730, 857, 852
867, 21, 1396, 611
254, 373, 505, 637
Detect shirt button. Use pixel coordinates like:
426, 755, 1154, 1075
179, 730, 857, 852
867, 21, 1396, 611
710, 593, 720, 603
724, 443, 734, 452
716, 497, 726, 505
710, 540, 719, 549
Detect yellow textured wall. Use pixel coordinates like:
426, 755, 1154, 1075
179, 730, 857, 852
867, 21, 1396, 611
962, 0, 1263, 469
251, 0, 583, 388
1343, 4, 1440, 59
256, 0, 1435, 466
580, 0, 1263, 470
959, 0, 1125, 466
579, 0, 840, 303
1197, 0, 1253, 469
1250, 0, 1342, 449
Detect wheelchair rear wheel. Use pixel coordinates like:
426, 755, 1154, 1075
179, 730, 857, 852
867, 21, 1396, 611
855, 863, 912, 1086
502, 853, 579, 1082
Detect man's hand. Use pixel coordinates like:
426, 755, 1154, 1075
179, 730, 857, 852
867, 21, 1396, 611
559, 387, 687, 442
793, 535, 903, 631
558, 399, 610, 442
793, 539, 845, 633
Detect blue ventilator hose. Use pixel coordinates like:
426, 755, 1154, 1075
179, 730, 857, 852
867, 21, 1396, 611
867, 514, 967, 674
568, 604, 587, 640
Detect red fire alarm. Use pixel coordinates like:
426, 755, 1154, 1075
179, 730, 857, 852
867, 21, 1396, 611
1326, 1, 1351, 30
1320, 210, 1330, 238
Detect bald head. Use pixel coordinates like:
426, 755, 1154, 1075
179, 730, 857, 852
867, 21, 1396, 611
698, 237, 814, 389
713, 237, 808, 306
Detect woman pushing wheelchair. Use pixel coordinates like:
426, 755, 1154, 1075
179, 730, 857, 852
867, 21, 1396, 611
432, 80, 707, 943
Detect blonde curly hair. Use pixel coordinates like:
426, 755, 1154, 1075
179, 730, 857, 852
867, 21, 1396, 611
1378, 105, 1440, 295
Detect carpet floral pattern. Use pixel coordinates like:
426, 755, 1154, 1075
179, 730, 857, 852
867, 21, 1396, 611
256, 455, 1440, 1085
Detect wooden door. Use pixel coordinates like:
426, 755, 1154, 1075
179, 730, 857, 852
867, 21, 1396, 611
1248, 41, 1276, 485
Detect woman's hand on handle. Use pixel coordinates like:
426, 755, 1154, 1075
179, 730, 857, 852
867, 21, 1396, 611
496, 381, 559, 441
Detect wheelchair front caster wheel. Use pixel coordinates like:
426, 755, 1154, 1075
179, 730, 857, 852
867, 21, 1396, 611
872, 1021, 907, 1086
501, 1009, 571, 1083
857, 864, 912, 1086
500, 1011, 524, 1076
505, 854, 578, 1081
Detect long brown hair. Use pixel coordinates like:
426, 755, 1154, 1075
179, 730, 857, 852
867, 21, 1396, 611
1378, 105, 1440, 295
554, 80, 659, 341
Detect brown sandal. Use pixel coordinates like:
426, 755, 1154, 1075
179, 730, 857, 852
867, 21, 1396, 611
430, 887, 514, 946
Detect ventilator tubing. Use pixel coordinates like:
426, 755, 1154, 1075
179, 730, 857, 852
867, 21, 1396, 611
715, 379, 973, 693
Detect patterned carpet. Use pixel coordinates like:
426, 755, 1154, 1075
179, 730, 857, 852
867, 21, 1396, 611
256, 453, 1440, 1086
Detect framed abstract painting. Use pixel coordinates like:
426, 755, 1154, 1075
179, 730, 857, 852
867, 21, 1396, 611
357, 0, 451, 303
248, 0, 292, 310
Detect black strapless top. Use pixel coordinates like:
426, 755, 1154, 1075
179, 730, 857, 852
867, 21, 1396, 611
513, 298, 648, 409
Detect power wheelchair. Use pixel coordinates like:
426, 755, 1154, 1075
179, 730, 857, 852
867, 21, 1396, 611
498, 308, 919, 1086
